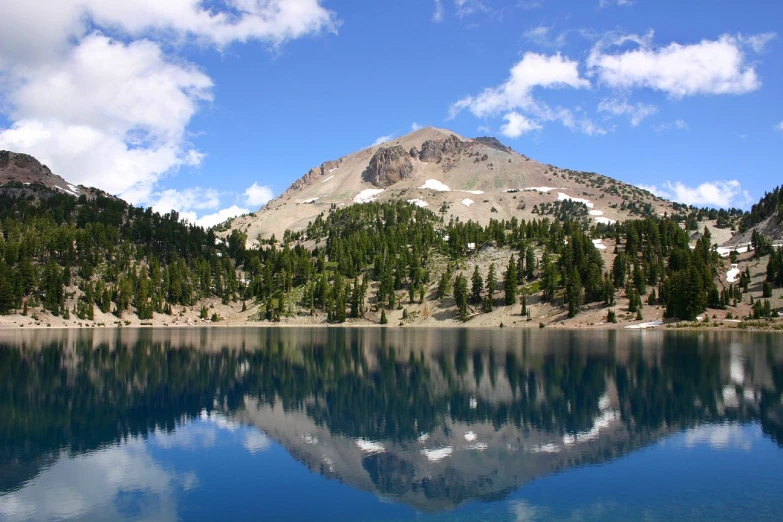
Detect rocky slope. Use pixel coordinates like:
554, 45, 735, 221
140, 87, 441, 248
228, 127, 673, 242
0, 150, 83, 196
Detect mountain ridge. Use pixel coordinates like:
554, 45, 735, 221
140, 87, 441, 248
228, 127, 674, 242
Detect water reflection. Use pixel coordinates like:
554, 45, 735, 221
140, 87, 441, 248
0, 328, 782, 518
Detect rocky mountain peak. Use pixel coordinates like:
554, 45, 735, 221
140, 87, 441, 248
362, 145, 414, 188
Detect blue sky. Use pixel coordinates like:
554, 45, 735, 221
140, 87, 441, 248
0, 0, 781, 226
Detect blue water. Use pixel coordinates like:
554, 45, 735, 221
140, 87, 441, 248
1, 328, 782, 521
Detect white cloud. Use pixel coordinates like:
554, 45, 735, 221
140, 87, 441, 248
244, 182, 275, 207
450, 52, 589, 118
0, 1, 338, 207
523, 26, 568, 49
738, 32, 777, 53
454, 0, 491, 18
411, 122, 423, 131
0, 0, 338, 64
598, 98, 657, 126
776, 121, 783, 132
580, 118, 610, 136
640, 180, 752, 208
588, 32, 764, 97
500, 112, 541, 138
151, 187, 221, 215
0, 35, 211, 203
653, 119, 688, 132
599, 0, 633, 7
371, 133, 395, 146
432, 0, 445, 22
191, 205, 250, 228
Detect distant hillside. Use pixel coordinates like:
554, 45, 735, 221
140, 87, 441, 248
0, 150, 109, 200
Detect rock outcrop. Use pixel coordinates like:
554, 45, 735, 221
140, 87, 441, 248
282, 158, 343, 196
418, 135, 465, 163
362, 146, 414, 188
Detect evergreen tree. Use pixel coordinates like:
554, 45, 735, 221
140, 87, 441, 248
503, 256, 518, 306
454, 273, 469, 321
470, 265, 484, 306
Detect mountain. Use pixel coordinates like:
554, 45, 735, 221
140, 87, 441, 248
229, 127, 674, 242
0, 150, 84, 197
0, 146, 780, 330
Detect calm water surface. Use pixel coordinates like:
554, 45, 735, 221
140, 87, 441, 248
0, 328, 782, 521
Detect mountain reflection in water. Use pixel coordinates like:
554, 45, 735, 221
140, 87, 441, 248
0, 328, 782, 520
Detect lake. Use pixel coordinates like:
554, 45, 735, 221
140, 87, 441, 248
0, 328, 781, 521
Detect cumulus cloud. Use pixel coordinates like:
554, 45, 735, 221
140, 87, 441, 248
639, 180, 752, 208
0, 35, 211, 203
244, 182, 275, 207
500, 112, 541, 138
449, 52, 605, 135
598, 98, 657, 126
450, 52, 589, 118
151, 187, 221, 215
0, 0, 338, 63
0, 1, 338, 207
588, 32, 764, 97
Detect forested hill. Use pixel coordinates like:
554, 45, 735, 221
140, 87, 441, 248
0, 155, 781, 329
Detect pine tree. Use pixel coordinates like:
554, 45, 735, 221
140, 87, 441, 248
484, 263, 496, 312
379, 308, 388, 325
454, 273, 469, 321
470, 265, 484, 305
503, 256, 517, 306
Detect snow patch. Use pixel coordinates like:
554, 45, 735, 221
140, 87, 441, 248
557, 192, 594, 208
460, 190, 485, 195
525, 186, 557, 193
589, 210, 604, 216
407, 198, 429, 208
464, 431, 477, 442
419, 179, 451, 192
726, 264, 740, 283
716, 244, 750, 257
421, 447, 452, 462
321, 175, 335, 184
302, 197, 319, 204
329, 167, 339, 173
461, 198, 474, 207
625, 320, 664, 330
594, 217, 617, 225
356, 439, 385, 454
592, 238, 607, 250
354, 189, 384, 203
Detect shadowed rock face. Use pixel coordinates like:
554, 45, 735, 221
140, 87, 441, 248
473, 136, 516, 155
0, 151, 60, 186
418, 135, 465, 163
363, 146, 414, 187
